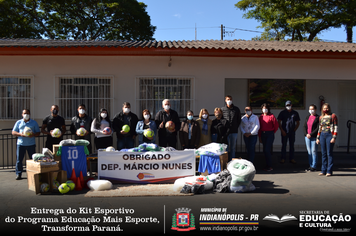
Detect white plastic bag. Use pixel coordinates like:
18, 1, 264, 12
87, 180, 113, 191
196, 142, 227, 156
227, 159, 256, 192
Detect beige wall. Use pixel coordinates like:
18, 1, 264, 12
1, 55, 356, 149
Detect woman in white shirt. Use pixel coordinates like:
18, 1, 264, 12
91, 108, 113, 150
240, 106, 260, 163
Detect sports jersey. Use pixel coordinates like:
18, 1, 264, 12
61, 146, 87, 179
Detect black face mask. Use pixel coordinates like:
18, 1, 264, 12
52, 109, 58, 115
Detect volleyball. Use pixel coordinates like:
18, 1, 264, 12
40, 183, 50, 193
23, 127, 33, 137
51, 128, 62, 138
103, 127, 111, 134
144, 129, 154, 138
122, 125, 130, 133
165, 121, 175, 132
106, 146, 115, 152
76, 127, 86, 136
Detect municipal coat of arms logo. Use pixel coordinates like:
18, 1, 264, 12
171, 207, 196, 231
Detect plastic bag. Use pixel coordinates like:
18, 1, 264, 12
196, 142, 227, 156
227, 159, 256, 192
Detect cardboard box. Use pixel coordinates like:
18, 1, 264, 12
26, 160, 60, 173
197, 152, 228, 176
53, 144, 61, 162
27, 170, 67, 194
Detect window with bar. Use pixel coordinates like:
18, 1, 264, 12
0, 76, 33, 119
56, 76, 113, 120
137, 77, 194, 118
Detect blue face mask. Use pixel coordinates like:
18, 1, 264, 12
187, 115, 193, 120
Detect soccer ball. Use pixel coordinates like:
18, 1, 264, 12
76, 127, 86, 136
40, 183, 49, 193
103, 127, 111, 134
122, 125, 130, 133
23, 127, 33, 137
144, 129, 154, 138
106, 146, 115, 152
58, 183, 70, 194
52, 128, 62, 138
65, 180, 75, 191
165, 121, 175, 132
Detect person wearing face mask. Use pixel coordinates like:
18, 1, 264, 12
135, 109, 157, 144
41, 105, 66, 151
155, 99, 181, 148
258, 103, 279, 171
113, 102, 139, 150
303, 104, 320, 172
211, 107, 230, 145
91, 108, 113, 150
12, 109, 40, 180
221, 95, 241, 161
70, 104, 93, 154
196, 108, 212, 147
277, 100, 300, 164
240, 106, 260, 163
316, 103, 338, 177
179, 110, 201, 149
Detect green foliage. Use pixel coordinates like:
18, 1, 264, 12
235, 0, 356, 42
0, 0, 156, 40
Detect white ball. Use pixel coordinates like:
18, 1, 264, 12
76, 127, 86, 136
52, 128, 62, 138
23, 127, 33, 137
106, 146, 115, 152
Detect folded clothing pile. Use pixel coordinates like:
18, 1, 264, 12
119, 143, 177, 152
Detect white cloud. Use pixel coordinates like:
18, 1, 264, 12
173, 13, 181, 18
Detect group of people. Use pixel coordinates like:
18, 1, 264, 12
11, 96, 338, 180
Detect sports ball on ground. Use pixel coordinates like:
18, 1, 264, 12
122, 125, 130, 133
58, 183, 70, 194
65, 180, 75, 191
143, 129, 154, 138
103, 127, 111, 134
76, 127, 86, 136
53, 180, 60, 190
106, 146, 115, 152
40, 183, 49, 193
165, 121, 175, 132
51, 128, 62, 138
23, 126, 33, 137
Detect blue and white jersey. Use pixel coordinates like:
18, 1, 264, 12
61, 146, 87, 179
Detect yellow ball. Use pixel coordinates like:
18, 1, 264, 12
65, 180, 75, 191
144, 129, 154, 138
58, 183, 70, 194
122, 125, 130, 132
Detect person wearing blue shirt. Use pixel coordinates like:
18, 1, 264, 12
136, 109, 157, 144
12, 109, 40, 180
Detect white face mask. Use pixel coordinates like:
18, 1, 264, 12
23, 114, 30, 120
246, 111, 252, 116
309, 110, 315, 115
262, 109, 268, 114
144, 115, 150, 120
124, 108, 130, 114
202, 114, 208, 119
164, 105, 170, 110
101, 113, 107, 118
187, 115, 193, 120
286, 106, 292, 110
78, 109, 85, 115
226, 100, 233, 106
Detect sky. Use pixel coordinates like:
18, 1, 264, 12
140, 0, 354, 42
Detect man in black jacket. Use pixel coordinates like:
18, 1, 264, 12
155, 99, 181, 148
221, 95, 241, 161
70, 104, 93, 153
113, 102, 138, 150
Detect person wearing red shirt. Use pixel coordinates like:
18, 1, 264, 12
258, 103, 279, 171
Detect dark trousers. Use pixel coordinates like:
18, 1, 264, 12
261, 131, 274, 168
281, 132, 295, 160
243, 135, 258, 163
16, 145, 36, 175
94, 136, 113, 150
159, 135, 177, 149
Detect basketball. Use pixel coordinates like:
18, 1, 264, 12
144, 129, 154, 138
122, 125, 130, 133
51, 128, 62, 138
165, 121, 175, 132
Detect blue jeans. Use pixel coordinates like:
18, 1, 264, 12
227, 133, 238, 161
305, 136, 318, 169
117, 136, 135, 150
319, 132, 334, 174
16, 145, 36, 175
243, 135, 258, 163
261, 131, 274, 168
281, 132, 295, 160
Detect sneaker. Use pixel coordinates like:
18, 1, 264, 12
305, 167, 311, 172
290, 159, 297, 164
264, 167, 273, 172
310, 167, 317, 172
16, 174, 22, 180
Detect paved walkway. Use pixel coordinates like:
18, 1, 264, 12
0, 152, 355, 235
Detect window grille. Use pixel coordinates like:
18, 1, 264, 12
136, 77, 194, 118
0, 76, 33, 119
56, 76, 113, 120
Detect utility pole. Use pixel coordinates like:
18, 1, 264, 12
195, 23, 197, 40
221, 24, 225, 40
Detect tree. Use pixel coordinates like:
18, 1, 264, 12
235, 0, 354, 42
0, 0, 156, 41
